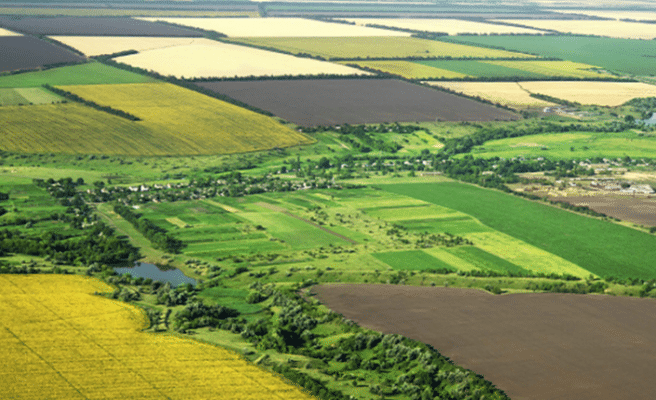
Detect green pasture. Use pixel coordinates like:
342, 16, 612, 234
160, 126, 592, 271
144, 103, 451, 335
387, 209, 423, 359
197, 287, 264, 314
0, 62, 156, 88
382, 182, 656, 279
466, 131, 656, 160
443, 35, 656, 76
415, 59, 543, 79
373, 250, 455, 271
0, 87, 62, 106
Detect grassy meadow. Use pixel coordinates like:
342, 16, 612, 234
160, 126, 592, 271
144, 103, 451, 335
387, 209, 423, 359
382, 182, 656, 279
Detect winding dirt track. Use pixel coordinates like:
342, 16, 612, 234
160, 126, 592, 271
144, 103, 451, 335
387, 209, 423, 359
311, 284, 656, 400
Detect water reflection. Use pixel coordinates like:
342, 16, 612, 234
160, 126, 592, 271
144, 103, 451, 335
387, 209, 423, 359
114, 262, 197, 287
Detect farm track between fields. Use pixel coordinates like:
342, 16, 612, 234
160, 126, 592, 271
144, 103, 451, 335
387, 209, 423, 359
312, 284, 656, 400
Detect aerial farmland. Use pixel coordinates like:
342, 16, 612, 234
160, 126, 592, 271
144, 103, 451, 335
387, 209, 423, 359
1, 2, 656, 400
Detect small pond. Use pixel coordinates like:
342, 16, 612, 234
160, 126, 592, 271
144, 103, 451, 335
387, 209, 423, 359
643, 113, 656, 126
114, 262, 197, 287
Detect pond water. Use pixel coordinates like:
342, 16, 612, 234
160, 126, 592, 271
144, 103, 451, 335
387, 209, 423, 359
114, 262, 197, 287
643, 113, 656, 125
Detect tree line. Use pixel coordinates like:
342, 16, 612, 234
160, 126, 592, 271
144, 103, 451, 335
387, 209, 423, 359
113, 204, 185, 254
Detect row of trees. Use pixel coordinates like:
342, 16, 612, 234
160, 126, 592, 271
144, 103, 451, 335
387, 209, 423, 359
113, 204, 185, 253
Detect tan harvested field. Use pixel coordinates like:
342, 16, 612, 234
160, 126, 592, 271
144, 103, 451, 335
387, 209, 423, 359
115, 40, 368, 78
495, 19, 656, 39
428, 81, 556, 108
551, 9, 656, 21
551, 195, 656, 227
0, 8, 258, 17
50, 36, 204, 57
139, 17, 410, 37
0, 27, 20, 36
517, 81, 656, 106
313, 284, 656, 400
343, 18, 547, 35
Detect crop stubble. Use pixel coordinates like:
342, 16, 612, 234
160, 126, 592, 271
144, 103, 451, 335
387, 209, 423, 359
312, 284, 656, 400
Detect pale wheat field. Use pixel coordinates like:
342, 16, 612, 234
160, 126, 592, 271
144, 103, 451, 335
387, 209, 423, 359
518, 81, 656, 106
427, 82, 556, 109
343, 18, 547, 35
50, 36, 204, 56
494, 19, 656, 39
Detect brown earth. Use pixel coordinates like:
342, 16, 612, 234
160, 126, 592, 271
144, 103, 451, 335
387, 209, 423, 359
0, 36, 84, 73
551, 195, 656, 227
312, 284, 656, 400
196, 79, 518, 127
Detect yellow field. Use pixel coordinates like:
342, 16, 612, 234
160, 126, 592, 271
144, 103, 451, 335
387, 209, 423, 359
494, 19, 656, 40
233, 36, 534, 60
0, 27, 20, 36
342, 60, 469, 79
517, 81, 656, 106
343, 18, 547, 35
483, 60, 614, 79
115, 40, 368, 78
0, 84, 312, 155
0, 8, 258, 17
139, 17, 410, 37
427, 82, 556, 109
49, 36, 204, 57
551, 9, 656, 21
0, 274, 314, 400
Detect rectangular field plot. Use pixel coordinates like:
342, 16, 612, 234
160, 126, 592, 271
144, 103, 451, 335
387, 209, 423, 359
373, 250, 455, 271
232, 36, 534, 60
444, 35, 656, 76
484, 60, 614, 79
343, 18, 547, 35
417, 59, 544, 79
343, 60, 469, 79
445, 246, 527, 274
429, 82, 556, 109
196, 79, 518, 126
0, 36, 84, 73
0, 62, 156, 88
54, 83, 312, 155
0, 88, 62, 106
0, 16, 203, 36
552, 9, 656, 21
382, 182, 656, 279
494, 19, 656, 40
51, 36, 205, 57
114, 39, 367, 79
0, 8, 258, 18
518, 81, 656, 107
139, 17, 410, 37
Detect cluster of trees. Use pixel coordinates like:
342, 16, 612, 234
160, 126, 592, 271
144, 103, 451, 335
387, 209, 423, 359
525, 280, 607, 294
625, 97, 656, 119
43, 85, 141, 121
113, 204, 185, 253
173, 302, 240, 332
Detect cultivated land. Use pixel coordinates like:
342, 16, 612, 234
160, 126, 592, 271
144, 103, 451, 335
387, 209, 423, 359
0, 36, 84, 73
444, 34, 656, 76
0, 62, 156, 87
139, 17, 410, 37
495, 18, 656, 40
467, 131, 656, 160
231, 36, 534, 60
341, 60, 470, 79
0, 27, 20, 36
518, 81, 656, 106
382, 182, 656, 279
312, 284, 656, 400
551, 196, 656, 227
343, 18, 547, 35
484, 60, 613, 79
552, 9, 656, 21
197, 79, 518, 126
0, 16, 203, 36
50, 36, 204, 57
0, 8, 259, 17
0, 87, 62, 106
115, 40, 368, 78
428, 81, 556, 108
0, 274, 315, 400
55, 82, 313, 154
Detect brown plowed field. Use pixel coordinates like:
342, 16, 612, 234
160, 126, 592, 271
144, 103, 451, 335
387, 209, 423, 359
312, 284, 656, 400
196, 79, 518, 126
0, 16, 203, 36
0, 36, 84, 73
551, 195, 656, 227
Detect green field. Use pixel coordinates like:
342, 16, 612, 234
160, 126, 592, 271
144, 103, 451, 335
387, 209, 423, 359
415, 59, 611, 79
466, 131, 656, 160
382, 182, 656, 279
373, 250, 455, 271
0, 87, 62, 106
443, 35, 656, 76
233, 36, 533, 60
416, 60, 543, 79
0, 62, 156, 88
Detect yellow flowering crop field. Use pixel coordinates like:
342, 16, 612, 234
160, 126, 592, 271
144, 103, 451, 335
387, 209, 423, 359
0, 274, 315, 400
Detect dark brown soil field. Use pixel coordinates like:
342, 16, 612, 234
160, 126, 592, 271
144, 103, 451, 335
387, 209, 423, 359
551, 195, 656, 227
0, 17, 203, 36
196, 79, 518, 126
0, 36, 84, 73
312, 284, 656, 400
